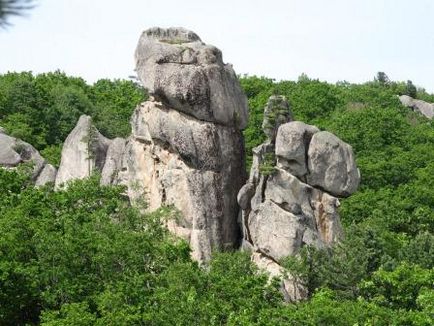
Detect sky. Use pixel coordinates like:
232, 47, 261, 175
1, 0, 434, 92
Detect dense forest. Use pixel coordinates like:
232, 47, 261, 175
0, 71, 433, 325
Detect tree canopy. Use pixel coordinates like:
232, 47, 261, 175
0, 71, 433, 325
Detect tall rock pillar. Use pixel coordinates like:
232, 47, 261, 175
118, 27, 249, 263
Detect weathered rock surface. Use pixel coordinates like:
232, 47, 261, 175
35, 164, 57, 186
0, 131, 57, 185
101, 137, 126, 186
238, 95, 359, 301
135, 27, 249, 129
275, 121, 319, 179
55, 115, 110, 188
399, 95, 434, 119
307, 131, 360, 197
117, 99, 246, 262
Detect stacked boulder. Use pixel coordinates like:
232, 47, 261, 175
0, 128, 57, 186
238, 95, 360, 301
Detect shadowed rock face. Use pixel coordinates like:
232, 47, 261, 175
135, 27, 249, 129
238, 95, 360, 301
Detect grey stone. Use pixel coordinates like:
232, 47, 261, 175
237, 182, 256, 210
0, 133, 22, 166
275, 121, 319, 178
399, 95, 434, 119
249, 200, 305, 260
131, 100, 243, 172
55, 115, 111, 188
118, 103, 246, 263
35, 164, 57, 186
307, 131, 360, 197
135, 27, 248, 129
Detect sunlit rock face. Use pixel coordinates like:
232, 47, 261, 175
238, 95, 360, 301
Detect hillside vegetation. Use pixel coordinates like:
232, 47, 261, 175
0, 71, 433, 325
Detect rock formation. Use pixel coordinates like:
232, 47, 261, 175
0, 129, 57, 186
238, 95, 360, 301
55, 115, 111, 188
51, 28, 248, 263
399, 95, 434, 119
103, 27, 248, 263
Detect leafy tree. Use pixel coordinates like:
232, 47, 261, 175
405, 80, 418, 98
375, 71, 390, 85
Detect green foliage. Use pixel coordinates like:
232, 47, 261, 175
1, 71, 433, 324
360, 262, 433, 311
0, 172, 191, 325
0, 71, 147, 163
375, 71, 390, 85
40, 145, 62, 167
259, 151, 276, 176
406, 80, 418, 98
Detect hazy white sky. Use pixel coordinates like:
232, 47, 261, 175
1, 0, 434, 91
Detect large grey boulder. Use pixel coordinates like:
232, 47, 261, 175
55, 115, 111, 188
237, 95, 359, 301
399, 95, 434, 119
307, 131, 360, 197
135, 27, 249, 129
130, 100, 242, 172
123, 27, 249, 263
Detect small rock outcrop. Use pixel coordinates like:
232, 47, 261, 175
238, 95, 360, 301
399, 95, 434, 119
55, 115, 111, 188
0, 130, 56, 185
